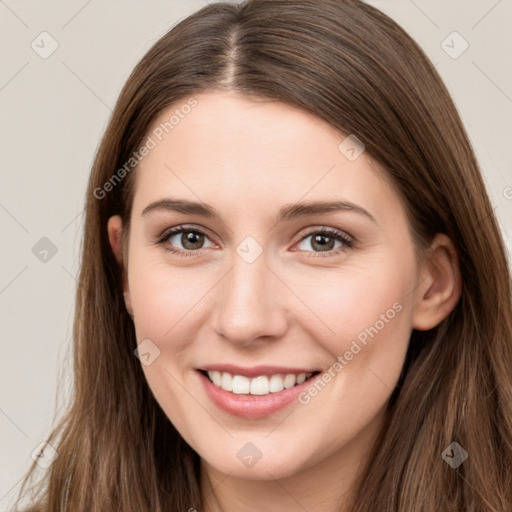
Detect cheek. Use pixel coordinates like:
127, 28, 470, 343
127, 254, 210, 341
127, 256, 206, 433
287, 253, 415, 356
286, 252, 416, 417
290, 266, 412, 445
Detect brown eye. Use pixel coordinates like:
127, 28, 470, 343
310, 233, 337, 252
180, 231, 205, 250
295, 228, 354, 257
158, 225, 215, 256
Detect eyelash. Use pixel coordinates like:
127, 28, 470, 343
156, 225, 355, 258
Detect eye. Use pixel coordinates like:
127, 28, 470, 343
157, 225, 215, 256
157, 225, 355, 258
294, 227, 355, 257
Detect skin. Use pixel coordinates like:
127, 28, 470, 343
107, 91, 461, 512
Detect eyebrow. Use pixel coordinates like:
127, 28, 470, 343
141, 198, 376, 224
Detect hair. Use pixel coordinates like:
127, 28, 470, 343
12, 0, 512, 511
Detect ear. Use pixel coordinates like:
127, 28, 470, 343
412, 233, 462, 331
107, 215, 133, 318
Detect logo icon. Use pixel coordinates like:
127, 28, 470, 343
338, 134, 365, 161
32, 237, 58, 263
134, 338, 161, 366
442, 441, 468, 468
237, 442, 263, 468
441, 32, 469, 59
236, 236, 263, 264
31, 32, 59, 59
30, 441, 58, 469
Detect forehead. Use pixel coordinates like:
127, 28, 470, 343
130, 91, 398, 223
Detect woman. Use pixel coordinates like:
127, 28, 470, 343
14, 0, 512, 510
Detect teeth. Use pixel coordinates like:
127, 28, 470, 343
250, 376, 269, 395
283, 374, 296, 388
206, 371, 313, 395
296, 373, 306, 384
211, 371, 221, 387
220, 372, 232, 391
269, 374, 284, 392
232, 375, 251, 394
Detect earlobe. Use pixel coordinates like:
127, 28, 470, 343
412, 233, 462, 331
107, 215, 134, 319
123, 290, 134, 319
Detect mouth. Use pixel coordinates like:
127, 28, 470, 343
198, 369, 322, 396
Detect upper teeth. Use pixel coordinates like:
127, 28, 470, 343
207, 371, 313, 395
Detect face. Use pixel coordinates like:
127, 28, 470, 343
109, 91, 426, 481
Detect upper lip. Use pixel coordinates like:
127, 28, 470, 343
198, 364, 320, 378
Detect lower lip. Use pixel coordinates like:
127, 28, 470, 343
197, 370, 320, 419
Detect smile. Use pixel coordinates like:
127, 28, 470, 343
203, 370, 319, 395
197, 366, 323, 419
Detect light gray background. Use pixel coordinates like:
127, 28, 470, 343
1, 0, 511, 507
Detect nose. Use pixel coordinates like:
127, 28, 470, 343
212, 251, 289, 347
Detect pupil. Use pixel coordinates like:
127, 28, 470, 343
183, 232, 203, 249
313, 234, 333, 251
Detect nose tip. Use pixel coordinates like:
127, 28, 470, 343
212, 261, 288, 346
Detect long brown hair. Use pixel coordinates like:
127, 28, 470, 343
13, 0, 512, 510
